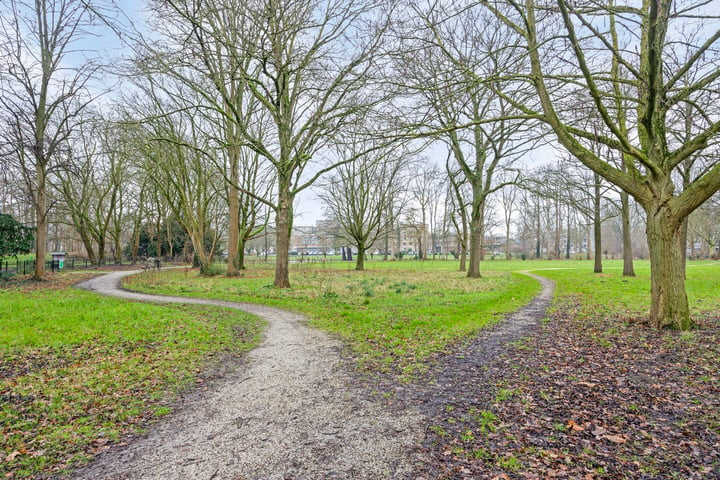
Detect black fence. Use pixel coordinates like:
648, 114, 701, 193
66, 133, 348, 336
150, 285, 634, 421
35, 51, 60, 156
0, 256, 182, 277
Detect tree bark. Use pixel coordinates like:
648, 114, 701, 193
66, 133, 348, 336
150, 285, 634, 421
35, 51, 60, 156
593, 173, 602, 273
274, 184, 293, 288
621, 190, 636, 276
226, 167, 240, 276
33, 170, 47, 280
355, 244, 365, 271
467, 203, 484, 278
646, 204, 691, 329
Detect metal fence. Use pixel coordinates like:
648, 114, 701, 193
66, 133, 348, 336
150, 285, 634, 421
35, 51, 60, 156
0, 256, 183, 277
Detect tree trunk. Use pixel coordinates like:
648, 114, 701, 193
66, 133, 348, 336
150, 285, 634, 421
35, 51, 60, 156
586, 224, 592, 260
34, 171, 47, 280
383, 232, 389, 261
237, 237, 246, 270
97, 236, 106, 265
467, 205, 483, 278
593, 173, 602, 273
79, 229, 97, 265
274, 186, 293, 288
156, 219, 163, 258
459, 215, 468, 272
131, 228, 140, 264
565, 203, 571, 259
505, 221, 512, 259
535, 201, 541, 259
646, 206, 691, 330
355, 243, 365, 271
554, 197, 561, 259
621, 190, 636, 276
226, 149, 240, 276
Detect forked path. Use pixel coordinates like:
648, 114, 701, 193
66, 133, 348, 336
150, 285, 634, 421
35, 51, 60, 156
74, 270, 424, 480
72, 270, 555, 480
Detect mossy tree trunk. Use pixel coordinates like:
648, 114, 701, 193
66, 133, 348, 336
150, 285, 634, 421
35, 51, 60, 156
645, 202, 690, 329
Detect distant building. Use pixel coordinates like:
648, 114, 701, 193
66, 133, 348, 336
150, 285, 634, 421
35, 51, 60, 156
289, 221, 339, 255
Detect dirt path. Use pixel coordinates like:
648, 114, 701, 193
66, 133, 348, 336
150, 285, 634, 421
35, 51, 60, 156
73, 270, 425, 480
71, 270, 554, 480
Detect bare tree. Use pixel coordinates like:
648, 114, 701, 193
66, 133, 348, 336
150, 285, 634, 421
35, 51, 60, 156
318, 137, 411, 270
0, 0, 109, 279
137, 0, 274, 276
392, 2, 533, 277
134, 87, 224, 275
144, 0, 393, 287
409, 166, 443, 260
52, 115, 125, 265
500, 183, 518, 259
487, 0, 720, 329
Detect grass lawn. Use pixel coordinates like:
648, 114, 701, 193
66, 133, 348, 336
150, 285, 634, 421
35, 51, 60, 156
2, 258, 718, 479
124, 260, 541, 378
520, 259, 720, 321
0, 273, 263, 479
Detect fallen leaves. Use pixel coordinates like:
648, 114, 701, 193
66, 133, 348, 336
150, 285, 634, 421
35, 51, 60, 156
413, 299, 720, 479
4, 452, 20, 463
566, 420, 584, 432
601, 434, 628, 444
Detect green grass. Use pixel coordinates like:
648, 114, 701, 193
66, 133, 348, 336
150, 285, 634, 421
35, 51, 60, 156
2, 257, 718, 478
0, 284, 263, 478
126, 258, 720, 378
520, 259, 720, 322
125, 262, 541, 378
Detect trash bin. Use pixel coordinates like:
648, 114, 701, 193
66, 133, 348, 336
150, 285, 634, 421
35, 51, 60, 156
50, 252, 66, 271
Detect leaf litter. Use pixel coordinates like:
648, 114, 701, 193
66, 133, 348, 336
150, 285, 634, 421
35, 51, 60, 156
405, 294, 720, 479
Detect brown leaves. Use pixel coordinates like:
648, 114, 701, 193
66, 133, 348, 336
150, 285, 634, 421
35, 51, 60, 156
565, 419, 584, 432
602, 434, 628, 444
4, 451, 20, 463
414, 299, 720, 479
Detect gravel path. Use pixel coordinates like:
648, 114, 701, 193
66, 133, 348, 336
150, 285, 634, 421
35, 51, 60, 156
72, 270, 425, 480
70, 270, 554, 480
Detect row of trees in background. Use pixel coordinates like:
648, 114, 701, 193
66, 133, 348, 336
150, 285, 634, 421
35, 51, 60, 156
1, 0, 719, 329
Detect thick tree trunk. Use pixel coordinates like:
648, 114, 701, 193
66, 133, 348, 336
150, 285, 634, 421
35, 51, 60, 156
188, 230, 212, 275
79, 229, 97, 265
355, 243, 365, 271
621, 191, 636, 276
467, 205, 483, 278
97, 237, 106, 265
34, 172, 47, 280
226, 151, 240, 276
646, 206, 691, 330
274, 186, 292, 288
